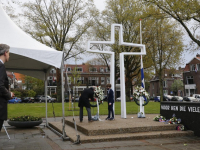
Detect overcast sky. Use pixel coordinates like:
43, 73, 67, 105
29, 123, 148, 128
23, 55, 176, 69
86, 0, 195, 68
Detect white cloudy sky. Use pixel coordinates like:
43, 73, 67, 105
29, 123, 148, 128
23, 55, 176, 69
86, 0, 195, 67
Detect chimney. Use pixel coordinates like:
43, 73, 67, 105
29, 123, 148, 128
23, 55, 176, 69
196, 53, 200, 58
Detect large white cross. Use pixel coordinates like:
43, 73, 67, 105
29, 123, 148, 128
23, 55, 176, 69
86, 24, 146, 119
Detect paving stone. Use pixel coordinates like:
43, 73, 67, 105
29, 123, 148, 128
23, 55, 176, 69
1, 116, 200, 150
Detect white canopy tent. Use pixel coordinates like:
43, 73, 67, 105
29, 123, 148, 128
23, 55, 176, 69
0, 5, 68, 139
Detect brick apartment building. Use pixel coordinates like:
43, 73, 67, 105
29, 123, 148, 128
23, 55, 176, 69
183, 54, 200, 96
149, 67, 184, 97
46, 63, 120, 97
64, 63, 111, 97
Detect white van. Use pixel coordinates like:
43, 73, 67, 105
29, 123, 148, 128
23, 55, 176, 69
192, 94, 200, 101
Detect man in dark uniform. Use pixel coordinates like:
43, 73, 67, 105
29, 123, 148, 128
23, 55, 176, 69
0, 44, 15, 131
105, 84, 114, 120
78, 87, 95, 122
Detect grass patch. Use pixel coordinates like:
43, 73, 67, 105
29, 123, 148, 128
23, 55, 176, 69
7, 101, 160, 119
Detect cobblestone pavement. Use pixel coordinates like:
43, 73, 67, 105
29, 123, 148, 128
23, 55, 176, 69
1, 118, 200, 150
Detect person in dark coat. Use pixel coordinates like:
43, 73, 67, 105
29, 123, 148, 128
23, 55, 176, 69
0, 44, 15, 131
78, 87, 95, 122
105, 84, 114, 120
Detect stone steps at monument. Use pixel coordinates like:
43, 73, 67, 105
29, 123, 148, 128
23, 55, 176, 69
48, 122, 194, 143
64, 119, 179, 136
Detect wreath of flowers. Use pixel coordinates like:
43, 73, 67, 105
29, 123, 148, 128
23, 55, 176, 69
90, 86, 104, 107
133, 86, 150, 106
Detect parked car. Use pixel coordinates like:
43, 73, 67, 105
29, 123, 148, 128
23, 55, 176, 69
171, 96, 178, 101
39, 95, 54, 103
171, 96, 183, 102
21, 97, 34, 103
8, 97, 21, 103
183, 96, 198, 102
34, 95, 42, 102
150, 96, 155, 101
174, 96, 183, 101
65, 97, 69, 102
154, 96, 160, 102
164, 95, 173, 101
116, 97, 121, 101
72, 97, 79, 102
65, 96, 79, 102
103, 95, 107, 101
193, 94, 200, 101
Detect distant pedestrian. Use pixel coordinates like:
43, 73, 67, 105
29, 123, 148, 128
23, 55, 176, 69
105, 84, 114, 120
78, 87, 95, 122
0, 44, 15, 131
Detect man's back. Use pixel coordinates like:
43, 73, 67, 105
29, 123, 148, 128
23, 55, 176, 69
78, 88, 94, 108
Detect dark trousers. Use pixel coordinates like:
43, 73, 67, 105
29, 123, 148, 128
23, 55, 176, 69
108, 103, 114, 118
79, 106, 92, 121
0, 120, 4, 132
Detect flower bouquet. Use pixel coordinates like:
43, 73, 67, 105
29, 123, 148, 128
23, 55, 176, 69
94, 86, 104, 104
176, 125, 186, 131
8, 115, 43, 128
166, 114, 181, 124
153, 115, 166, 122
9, 115, 42, 121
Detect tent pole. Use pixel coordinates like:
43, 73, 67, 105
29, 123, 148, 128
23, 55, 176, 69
45, 71, 48, 126
61, 55, 67, 139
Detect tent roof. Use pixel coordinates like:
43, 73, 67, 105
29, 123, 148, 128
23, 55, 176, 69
0, 5, 63, 80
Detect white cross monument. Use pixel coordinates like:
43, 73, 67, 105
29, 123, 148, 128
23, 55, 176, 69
86, 24, 146, 119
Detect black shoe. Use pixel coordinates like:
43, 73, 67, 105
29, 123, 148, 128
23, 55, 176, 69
105, 117, 110, 120
109, 117, 114, 121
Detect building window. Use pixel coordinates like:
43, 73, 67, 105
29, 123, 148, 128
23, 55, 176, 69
186, 76, 194, 84
77, 77, 84, 84
105, 67, 109, 72
67, 67, 71, 72
67, 77, 71, 84
100, 68, 104, 72
75, 67, 82, 72
50, 69, 56, 74
197, 64, 200, 71
106, 77, 110, 84
190, 64, 196, 71
163, 90, 168, 95
101, 77, 105, 85
89, 67, 97, 72
163, 80, 167, 88
152, 83, 154, 89
88, 77, 99, 85
171, 74, 174, 77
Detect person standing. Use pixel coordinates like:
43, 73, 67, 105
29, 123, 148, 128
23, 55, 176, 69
106, 84, 114, 120
0, 44, 15, 131
78, 87, 95, 122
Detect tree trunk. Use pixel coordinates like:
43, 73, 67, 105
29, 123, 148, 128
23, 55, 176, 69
56, 68, 62, 102
159, 76, 163, 102
125, 78, 132, 102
